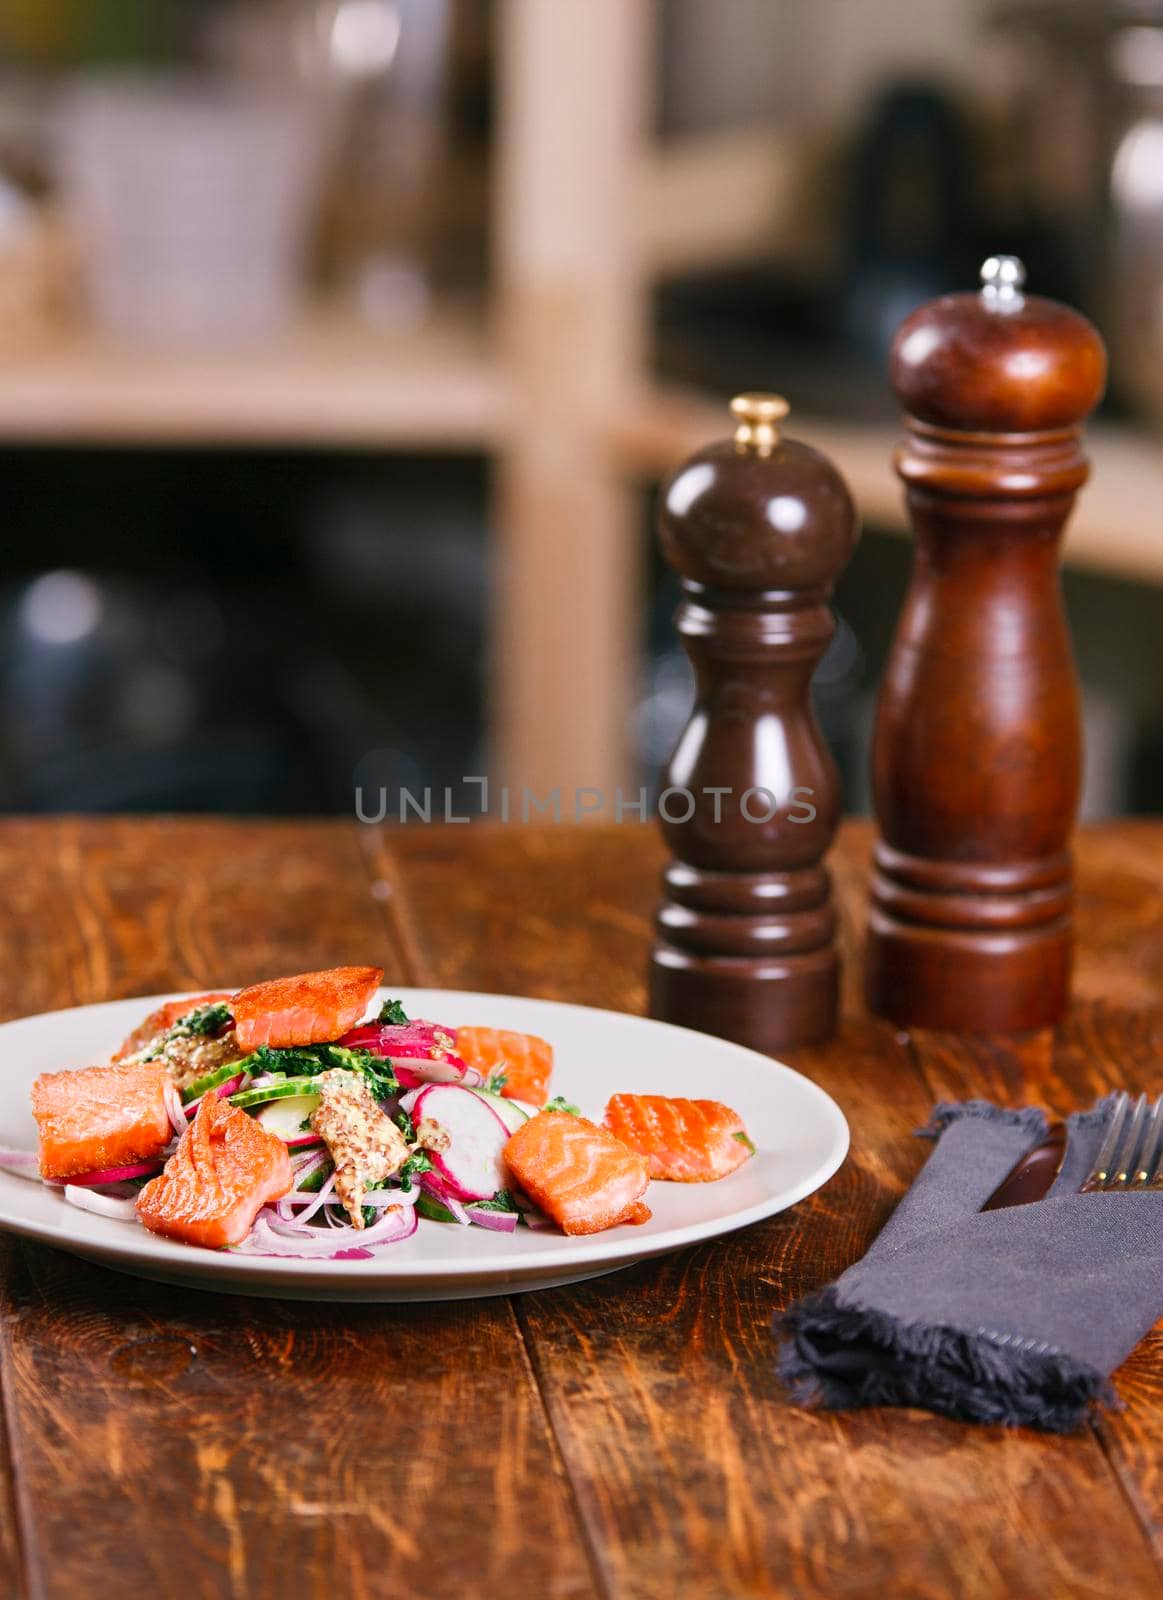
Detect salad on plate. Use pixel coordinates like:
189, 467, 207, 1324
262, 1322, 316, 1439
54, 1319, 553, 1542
9, 966, 758, 1261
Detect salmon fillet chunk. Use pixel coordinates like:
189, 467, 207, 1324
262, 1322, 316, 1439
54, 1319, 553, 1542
456, 1027, 554, 1106
32, 1060, 173, 1180
112, 992, 232, 1063
603, 1094, 755, 1182
503, 1111, 651, 1236
232, 966, 383, 1050
136, 1093, 292, 1250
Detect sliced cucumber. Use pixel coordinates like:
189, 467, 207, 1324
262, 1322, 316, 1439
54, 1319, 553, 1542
416, 1192, 458, 1223
297, 1160, 333, 1194
254, 1094, 321, 1142
180, 1057, 252, 1104
229, 1077, 319, 1109
469, 1088, 536, 1134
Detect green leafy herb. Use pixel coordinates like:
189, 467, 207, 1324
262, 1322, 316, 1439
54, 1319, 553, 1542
361, 1205, 377, 1228
378, 999, 410, 1026
178, 1001, 233, 1037
246, 1043, 399, 1101
472, 1189, 520, 1215
545, 1096, 581, 1116
397, 1149, 434, 1192
732, 1130, 757, 1156
145, 1000, 233, 1058
394, 1107, 417, 1142
485, 1069, 508, 1093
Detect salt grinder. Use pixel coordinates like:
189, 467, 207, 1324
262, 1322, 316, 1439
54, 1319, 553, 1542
867, 257, 1107, 1033
650, 394, 859, 1053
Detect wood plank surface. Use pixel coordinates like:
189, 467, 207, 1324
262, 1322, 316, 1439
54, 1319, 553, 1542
377, 820, 1163, 1600
1, 816, 1162, 1599
0, 819, 596, 1600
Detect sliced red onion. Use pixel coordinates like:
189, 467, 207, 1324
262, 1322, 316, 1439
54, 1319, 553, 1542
521, 1210, 558, 1232
53, 1158, 163, 1187
63, 1185, 139, 1222
0, 1146, 40, 1180
465, 1205, 519, 1233
362, 1185, 420, 1207
234, 1201, 417, 1257
163, 1080, 187, 1139
284, 1134, 323, 1151
276, 1172, 336, 1226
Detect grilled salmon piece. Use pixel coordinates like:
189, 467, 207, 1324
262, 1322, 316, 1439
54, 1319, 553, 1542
136, 1092, 292, 1249
112, 993, 232, 1063
456, 1027, 553, 1106
232, 966, 383, 1051
32, 1060, 173, 1180
603, 1094, 754, 1182
503, 1111, 650, 1235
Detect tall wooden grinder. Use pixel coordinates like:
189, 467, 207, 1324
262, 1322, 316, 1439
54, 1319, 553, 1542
866, 257, 1107, 1032
649, 394, 859, 1053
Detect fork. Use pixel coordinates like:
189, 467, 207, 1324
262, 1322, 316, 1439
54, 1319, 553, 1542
1080, 1091, 1163, 1191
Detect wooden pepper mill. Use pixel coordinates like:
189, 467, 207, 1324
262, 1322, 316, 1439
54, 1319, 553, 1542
866, 256, 1107, 1033
649, 393, 859, 1053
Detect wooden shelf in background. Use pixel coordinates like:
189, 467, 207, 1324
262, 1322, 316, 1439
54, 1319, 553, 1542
0, 304, 512, 450
613, 384, 1163, 589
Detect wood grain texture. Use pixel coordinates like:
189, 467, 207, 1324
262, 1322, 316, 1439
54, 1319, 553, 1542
2, 816, 1163, 1599
0, 819, 597, 1600
378, 819, 1163, 1599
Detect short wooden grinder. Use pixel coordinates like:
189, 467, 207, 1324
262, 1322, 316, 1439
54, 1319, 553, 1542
866, 257, 1107, 1032
649, 393, 859, 1053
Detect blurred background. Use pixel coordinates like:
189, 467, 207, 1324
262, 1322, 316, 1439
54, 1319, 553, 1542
0, 0, 1160, 818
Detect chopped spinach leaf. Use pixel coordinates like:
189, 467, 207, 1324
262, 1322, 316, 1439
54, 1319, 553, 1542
378, 998, 410, 1026
394, 1107, 417, 1142
397, 1149, 434, 1191
361, 1205, 377, 1228
473, 1189, 520, 1215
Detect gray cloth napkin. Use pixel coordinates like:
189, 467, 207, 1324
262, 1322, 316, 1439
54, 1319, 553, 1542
776, 1096, 1163, 1432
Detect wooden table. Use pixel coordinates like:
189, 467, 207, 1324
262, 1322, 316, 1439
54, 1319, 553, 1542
0, 817, 1162, 1599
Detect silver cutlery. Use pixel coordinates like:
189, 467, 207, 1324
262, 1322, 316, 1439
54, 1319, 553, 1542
1080, 1092, 1163, 1192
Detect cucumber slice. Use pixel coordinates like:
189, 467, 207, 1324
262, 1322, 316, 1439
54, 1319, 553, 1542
229, 1077, 319, 1109
254, 1094, 321, 1142
416, 1192, 458, 1223
297, 1160, 333, 1194
180, 1057, 252, 1104
469, 1088, 535, 1134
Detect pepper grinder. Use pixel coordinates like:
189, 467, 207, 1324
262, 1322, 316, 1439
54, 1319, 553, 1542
867, 257, 1107, 1033
649, 394, 859, 1053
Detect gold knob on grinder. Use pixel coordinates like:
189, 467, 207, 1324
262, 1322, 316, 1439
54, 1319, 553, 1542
730, 392, 789, 455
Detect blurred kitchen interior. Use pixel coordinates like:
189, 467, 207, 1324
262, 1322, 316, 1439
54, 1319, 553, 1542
0, 0, 1160, 816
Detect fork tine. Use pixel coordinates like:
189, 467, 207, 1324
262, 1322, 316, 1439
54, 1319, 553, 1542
1108, 1092, 1148, 1189
1135, 1096, 1163, 1188
1081, 1091, 1131, 1191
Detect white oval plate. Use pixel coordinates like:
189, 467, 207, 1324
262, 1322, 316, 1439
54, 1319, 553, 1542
0, 989, 848, 1301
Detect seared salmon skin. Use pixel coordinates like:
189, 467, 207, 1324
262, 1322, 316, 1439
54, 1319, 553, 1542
32, 1060, 173, 1180
136, 1092, 292, 1249
232, 966, 383, 1050
456, 1027, 553, 1106
503, 1111, 650, 1235
112, 993, 232, 1062
603, 1094, 755, 1182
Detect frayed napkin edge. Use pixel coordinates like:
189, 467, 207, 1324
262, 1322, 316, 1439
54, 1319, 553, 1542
775, 1286, 1115, 1434
919, 1100, 1049, 1141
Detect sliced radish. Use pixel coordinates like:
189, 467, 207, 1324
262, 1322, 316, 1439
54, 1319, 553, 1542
408, 1084, 510, 1202
339, 1020, 482, 1087
254, 1093, 321, 1145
